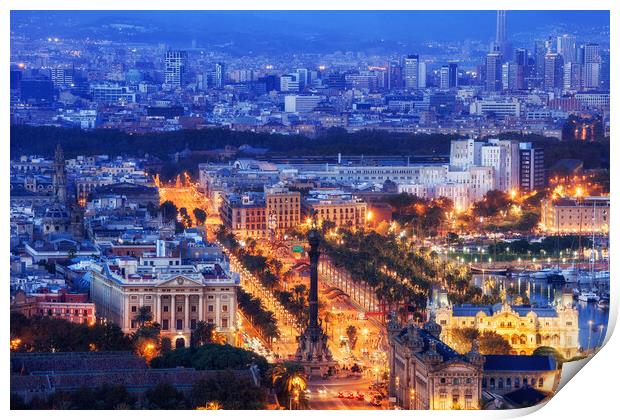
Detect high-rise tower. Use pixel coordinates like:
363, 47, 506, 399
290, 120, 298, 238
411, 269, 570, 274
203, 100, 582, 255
164, 50, 188, 88
403, 55, 419, 90
493, 11, 512, 59
495, 10, 506, 48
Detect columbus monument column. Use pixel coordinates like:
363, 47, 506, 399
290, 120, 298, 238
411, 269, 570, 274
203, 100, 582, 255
295, 218, 337, 378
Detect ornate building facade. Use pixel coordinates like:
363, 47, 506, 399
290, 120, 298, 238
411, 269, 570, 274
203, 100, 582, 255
432, 292, 579, 359
387, 316, 484, 410
89, 256, 239, 347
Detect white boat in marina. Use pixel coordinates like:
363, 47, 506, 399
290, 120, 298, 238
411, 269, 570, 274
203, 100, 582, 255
531, 268, 562, 280
561, 266, 582, 281
594, 270, 610, 279
578, 291, 600, 302
597, 299, 610, 309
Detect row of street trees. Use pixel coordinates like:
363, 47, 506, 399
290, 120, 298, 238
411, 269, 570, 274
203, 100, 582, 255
217, 226, 308, 328
322, 229, 478, 322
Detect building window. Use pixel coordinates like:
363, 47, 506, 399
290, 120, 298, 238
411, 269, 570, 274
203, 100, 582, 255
453, 378, 460, 386
163, 305, 169, 313
177, 306, 183, 312
464, 392, 473, 409
538, 378, 544, 387
191, 305, 197, 312
131, 306, 137, 313
515, 378, 520, 388
191, 319, 197, 330
131, 320, 137, 329
176, 319, 183, 330
222, 305, 228, 312
162, 319, 169, 330
208, 305, 214, 312
221, 318, 228, 328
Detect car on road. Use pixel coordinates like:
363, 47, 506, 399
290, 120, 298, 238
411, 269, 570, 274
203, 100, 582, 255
356, 392, 365, 401
337, 392, 344, 398
346, 392, 355, 399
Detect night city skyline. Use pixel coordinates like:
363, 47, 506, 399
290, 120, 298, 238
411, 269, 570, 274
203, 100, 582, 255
8, 7, 612, 412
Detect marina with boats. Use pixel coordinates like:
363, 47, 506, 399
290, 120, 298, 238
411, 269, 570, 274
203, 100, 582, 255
471, 267, 609, 353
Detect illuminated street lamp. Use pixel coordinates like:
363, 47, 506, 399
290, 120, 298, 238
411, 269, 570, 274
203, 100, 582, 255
10, 338, 21, 351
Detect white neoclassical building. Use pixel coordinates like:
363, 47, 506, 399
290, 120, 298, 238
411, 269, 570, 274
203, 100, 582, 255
89, 256, 239, 347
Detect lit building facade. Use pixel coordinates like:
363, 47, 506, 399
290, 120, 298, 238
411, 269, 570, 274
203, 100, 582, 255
11, 289, 96, 325
482, 355, 560, 395
265, 186, 301, 237
433, 295, 579, 359
220, 186, 301, 239
540, 196, 610, 234
219, 192, 267, 239
387, 317, 484, 410
89, 257, 239, 346
302, 189, 367, 229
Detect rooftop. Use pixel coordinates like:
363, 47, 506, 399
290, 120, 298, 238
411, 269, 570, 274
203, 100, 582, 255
483, 355, 557, 372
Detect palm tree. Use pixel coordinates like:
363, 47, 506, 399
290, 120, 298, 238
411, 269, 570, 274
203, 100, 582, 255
135, 306, 153, 327
191, 321, 215, 348
270, 363, 307, 410
293, 284, 307, 300
346, 325, 358, 350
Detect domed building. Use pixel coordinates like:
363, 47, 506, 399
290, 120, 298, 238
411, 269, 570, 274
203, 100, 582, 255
41, 203, 71, 234
387, 314, 484, 410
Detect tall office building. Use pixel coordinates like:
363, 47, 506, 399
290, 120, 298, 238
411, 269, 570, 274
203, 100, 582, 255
164, 50, 188, 87
600, 52, 610, 91
214, 62, 226, 88
557, 34, 577, 63
519, 143, 545, 192
280, 73, 300, 92
485, 52, 503, 92
403, 55, 419, 89
534, 41, 547, 78
514, 48, 528, 89
296, 68, 308, 91
418, 62, 427, 88
495, 11, 506, 48
50, 67, 75, 87
563, 62, 583, 91
493, 10, 512, 58
544, 53, 564, 90
480, 139, 520, 192
501, 62, 518, 91
387, 61, 403, 89
582, 43, 601, 89
439, 63, 458, 90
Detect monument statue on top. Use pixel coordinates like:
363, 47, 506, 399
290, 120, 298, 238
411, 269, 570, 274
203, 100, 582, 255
295, 212, 337, 378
